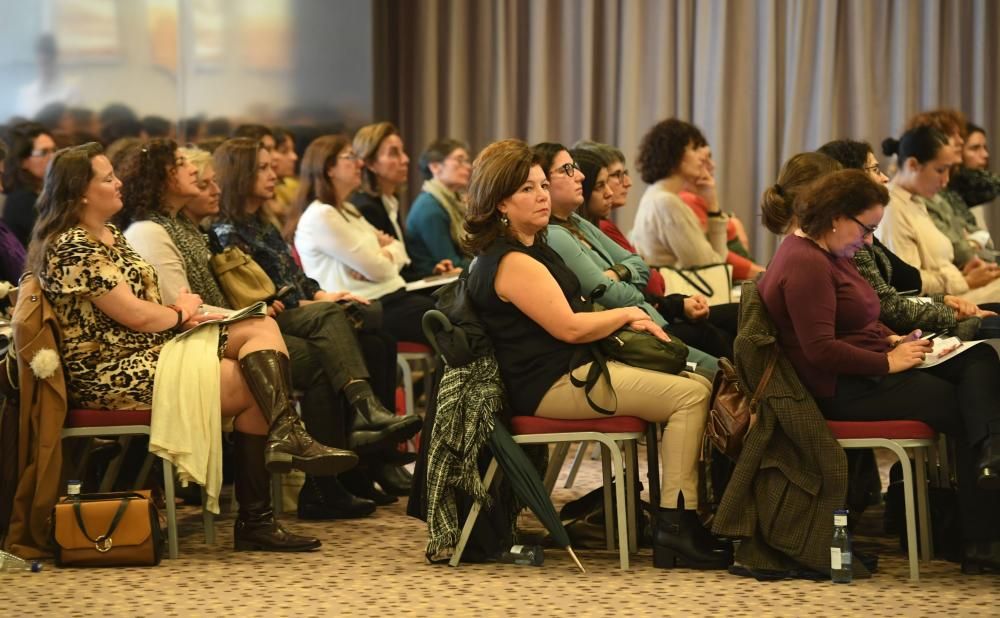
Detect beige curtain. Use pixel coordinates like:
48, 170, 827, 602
374, 0, 1000, 262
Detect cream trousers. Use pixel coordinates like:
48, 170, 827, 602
534, 361, 711, 509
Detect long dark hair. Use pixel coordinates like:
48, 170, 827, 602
287, 133, 354, 238
116, 137, 179, 227
26, 142, 104, 276
2, 122, 52, 193
214, 137, 261, 221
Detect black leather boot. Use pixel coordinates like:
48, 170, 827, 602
232, 432, 322, 552
340, 467, 398, 506
962, 542, 1000, 574
344, 381, 422, 452
653, 499, 731, 570
371, 463, 413, 497
977, 434, 1000, 490
239, 350, 359, 476
297, 475, 376, 520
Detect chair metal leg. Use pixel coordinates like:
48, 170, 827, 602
564, 441, 590, 488
450, 458, 499, 567
595, 436, 630, 570
135, 452, 156, 489
397, 356, 415, 416
543, 442, 571, 494
600, 445, 614, 552
201, 486, 215, 545
99, 436, 132, 492
914, 448, 932, 562
884, 442, 919, 581
624, 439, 638, 553
162, 459, 179, 560
645, 424, 660, 518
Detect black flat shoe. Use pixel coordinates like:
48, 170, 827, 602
340, 469, 398, 506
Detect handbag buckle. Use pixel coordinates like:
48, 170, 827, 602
95, 535, 113, 553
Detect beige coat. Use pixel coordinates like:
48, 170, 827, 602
4, 274, 67, 558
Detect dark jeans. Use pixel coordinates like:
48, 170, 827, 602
818, 344, 1000, 542
379, 288, 436, 345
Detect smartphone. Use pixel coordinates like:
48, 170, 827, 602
265, 285, 295, 303
919, 332, 940, 341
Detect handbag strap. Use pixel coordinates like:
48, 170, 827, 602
669, 267, 713, 297
71, 496, 135, 549
569, 345, 617, 415
747, 348, 779, 410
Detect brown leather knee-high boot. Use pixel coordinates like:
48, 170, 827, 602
239, 349, 358, 476
232, 432, 321, 552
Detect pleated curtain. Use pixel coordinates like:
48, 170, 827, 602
373, 0, 1000, 262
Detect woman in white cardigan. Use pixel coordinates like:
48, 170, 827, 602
291, 134, 435, 344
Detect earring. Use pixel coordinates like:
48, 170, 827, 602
832, 227, 837, 232
500, 214, 509, 227
82, 198, 89, 204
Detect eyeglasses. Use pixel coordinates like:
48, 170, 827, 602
607, 169, 630, 183
863, 163, 882, 176
446, 155, 471, 166
338, 151, 362, 162
550, 161, 582, 177
849, 215, 878, 237
30, 148, 56, 158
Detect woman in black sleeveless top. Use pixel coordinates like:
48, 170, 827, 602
464, 139, 729, 570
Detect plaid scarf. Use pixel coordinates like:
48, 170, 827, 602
424, 354, 504, 560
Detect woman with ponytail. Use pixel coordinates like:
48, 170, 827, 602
879, 127, 1000, 304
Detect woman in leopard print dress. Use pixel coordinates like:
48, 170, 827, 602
25, 142, 354, 552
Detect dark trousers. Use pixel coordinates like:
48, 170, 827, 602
818, 344, 1000, 542
276, 302, 369, 389
379, 288, 436, 345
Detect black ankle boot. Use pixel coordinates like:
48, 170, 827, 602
297, 475, 376, 520
340, 468, 398, 506
653, 507, 731, 570
239, 350, 359, 476
371, 463, 413, 497
977, 434, 1000, 490
232, 432, 322, 552
344, 381, 422, 452
962, 542, 1000, 574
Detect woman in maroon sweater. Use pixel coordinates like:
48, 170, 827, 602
758, 169, 1000, 573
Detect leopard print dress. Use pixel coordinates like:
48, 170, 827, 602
41, 224, 208, 409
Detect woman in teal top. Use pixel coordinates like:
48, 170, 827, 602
535, 142, 720, 373
405, 138, 473, 277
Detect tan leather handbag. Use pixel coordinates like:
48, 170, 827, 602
210, 246, 276, 309
52, 490, 163, 567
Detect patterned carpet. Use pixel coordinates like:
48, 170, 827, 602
2, 446, 998, 617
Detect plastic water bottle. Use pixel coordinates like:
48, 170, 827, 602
498, 544, 544, 566
831, 509, 852, 583
0, 550, 42, 573
67, 479, 81, 500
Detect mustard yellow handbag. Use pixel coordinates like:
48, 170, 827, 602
210, 246, 276, 309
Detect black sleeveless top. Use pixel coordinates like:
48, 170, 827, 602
467, 238, 590, 415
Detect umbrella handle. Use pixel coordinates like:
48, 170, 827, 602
567, 546, 586, 573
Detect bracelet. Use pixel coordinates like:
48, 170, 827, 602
707, 211, 724, 218
609, 263, 632, 282
166, 304, 185, 331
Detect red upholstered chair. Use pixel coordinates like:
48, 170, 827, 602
397, 341, 435, 417
62, 408, 215, 559
450, 414, 647, 570
826, 419, 937, 581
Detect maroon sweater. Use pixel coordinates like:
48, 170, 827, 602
757, 235, 892, 398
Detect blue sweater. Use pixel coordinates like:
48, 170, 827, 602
405, 191, 471, 278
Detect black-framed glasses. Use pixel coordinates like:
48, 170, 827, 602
550, 161, 581, 177
608, 168, 630, 183
849, 215, 878, 237
863, 163, 882, 176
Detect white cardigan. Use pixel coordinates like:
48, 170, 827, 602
295, 200, 409, 300
630, 182, 728, 267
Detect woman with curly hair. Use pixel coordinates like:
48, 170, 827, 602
631, 119, 762, 279
26, 142, 354, 551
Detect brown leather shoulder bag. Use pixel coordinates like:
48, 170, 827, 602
706, 352, 778, 461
